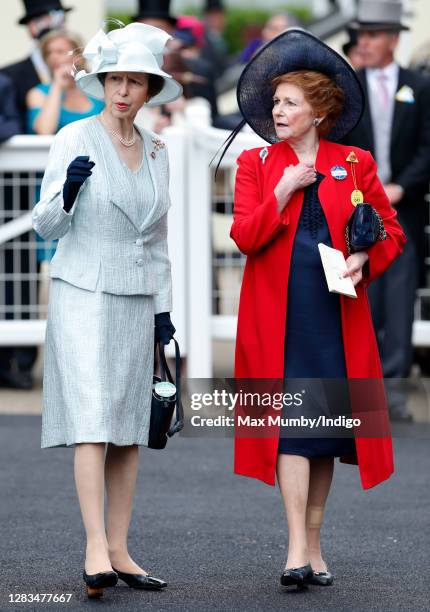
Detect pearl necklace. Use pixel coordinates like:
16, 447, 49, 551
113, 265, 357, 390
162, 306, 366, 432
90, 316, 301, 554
100, 112, 136, 147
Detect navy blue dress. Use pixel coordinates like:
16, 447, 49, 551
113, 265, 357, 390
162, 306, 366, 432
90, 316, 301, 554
278, 173, 356, 458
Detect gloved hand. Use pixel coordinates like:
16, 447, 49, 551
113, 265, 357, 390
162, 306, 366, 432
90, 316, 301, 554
62, 156, 95, 212
154, 312, 176, 346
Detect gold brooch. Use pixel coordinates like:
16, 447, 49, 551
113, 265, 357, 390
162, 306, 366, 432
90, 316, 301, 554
346, 151, 359, 163
150, 137, 165, 159
151, 137, 165, 149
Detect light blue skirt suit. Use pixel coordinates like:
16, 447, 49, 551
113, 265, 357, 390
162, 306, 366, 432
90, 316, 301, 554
32, 115, 173, 448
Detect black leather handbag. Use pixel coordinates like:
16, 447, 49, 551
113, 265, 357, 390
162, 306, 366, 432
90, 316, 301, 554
346, 202, 386, 254
148, 339, 184, 450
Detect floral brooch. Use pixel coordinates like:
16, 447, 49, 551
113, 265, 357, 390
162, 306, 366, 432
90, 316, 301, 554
150, 137, 166, 158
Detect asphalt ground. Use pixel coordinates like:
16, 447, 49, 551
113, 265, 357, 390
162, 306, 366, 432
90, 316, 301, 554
0, 415, 429, 612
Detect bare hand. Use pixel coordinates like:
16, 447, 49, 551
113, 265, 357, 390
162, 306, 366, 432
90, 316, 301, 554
275, 162, 317, 212
53, 63, 73, 90
342, 252, 369, 286
384, 183, 404, 206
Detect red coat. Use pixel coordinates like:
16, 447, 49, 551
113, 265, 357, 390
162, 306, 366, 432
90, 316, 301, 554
230, 138, 406, 490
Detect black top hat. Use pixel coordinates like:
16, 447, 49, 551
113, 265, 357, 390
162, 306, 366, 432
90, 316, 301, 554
237, 28, 364, 144
205, 0, 225, 12
134, 0, 177, 26
18, 0, 73, 25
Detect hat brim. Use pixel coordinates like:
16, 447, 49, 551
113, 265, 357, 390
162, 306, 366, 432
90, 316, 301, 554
76, 67, 183, 106
18, 6, 72, 25
349, 20, 409, 31
237, 28, 365, 144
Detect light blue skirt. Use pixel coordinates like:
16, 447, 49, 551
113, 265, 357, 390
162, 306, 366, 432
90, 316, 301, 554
41, 278, 154, 448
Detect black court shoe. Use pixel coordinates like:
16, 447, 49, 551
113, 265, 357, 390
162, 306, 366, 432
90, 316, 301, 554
112, 567, 167, 590
82, 569, 118, 598
308, 569, 334, 586
280, 563, 313, 589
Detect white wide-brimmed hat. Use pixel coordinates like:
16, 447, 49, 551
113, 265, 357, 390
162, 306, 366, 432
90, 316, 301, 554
75, 22, 183, 106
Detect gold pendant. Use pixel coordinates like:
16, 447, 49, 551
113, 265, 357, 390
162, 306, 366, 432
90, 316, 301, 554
346, 151, 359, 163
351, 189, 364, 206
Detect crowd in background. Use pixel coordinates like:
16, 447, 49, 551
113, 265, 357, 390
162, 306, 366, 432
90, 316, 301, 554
1, 0, 430, 421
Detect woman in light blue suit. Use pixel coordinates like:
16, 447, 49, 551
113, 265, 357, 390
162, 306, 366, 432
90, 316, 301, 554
32, 22, 183, 599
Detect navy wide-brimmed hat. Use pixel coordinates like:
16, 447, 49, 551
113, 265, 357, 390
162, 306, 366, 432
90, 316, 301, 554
237, 28, 364, 144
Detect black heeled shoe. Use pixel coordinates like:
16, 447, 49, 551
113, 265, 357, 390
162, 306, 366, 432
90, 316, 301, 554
280, 563, 313, 589
83, 569, 118, 598
308, 569, 334, 586
112, 567, 167, 590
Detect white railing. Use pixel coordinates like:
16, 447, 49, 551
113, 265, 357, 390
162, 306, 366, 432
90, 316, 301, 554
1, 116, 430, 377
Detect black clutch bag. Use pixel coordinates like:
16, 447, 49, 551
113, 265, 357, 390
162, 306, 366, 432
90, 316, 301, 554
148, 338, 184, 450
346, 202, 387, 254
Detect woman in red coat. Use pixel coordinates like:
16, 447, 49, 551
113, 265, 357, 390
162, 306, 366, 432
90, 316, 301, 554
225, 30, 406, 589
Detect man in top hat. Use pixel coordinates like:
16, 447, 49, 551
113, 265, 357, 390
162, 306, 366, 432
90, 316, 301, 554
1, 0, 72, 128
343, 0, 430, 421
134, 0, 177, 35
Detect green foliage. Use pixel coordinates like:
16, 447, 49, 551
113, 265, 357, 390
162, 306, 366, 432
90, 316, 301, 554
182, 5, 312, 55
106, 6, 312, 55
224, 9, 274, 55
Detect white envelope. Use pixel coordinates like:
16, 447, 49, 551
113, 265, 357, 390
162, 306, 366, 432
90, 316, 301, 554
318, 243, 357, 298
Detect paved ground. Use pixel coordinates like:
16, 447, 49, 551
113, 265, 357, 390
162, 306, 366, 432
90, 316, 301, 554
0, 414, 429, 612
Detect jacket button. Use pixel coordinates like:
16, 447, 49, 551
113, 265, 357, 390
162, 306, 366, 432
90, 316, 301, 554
135, 238, 144, 246
136, 259, 144, 266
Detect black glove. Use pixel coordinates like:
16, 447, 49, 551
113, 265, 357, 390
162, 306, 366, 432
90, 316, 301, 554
62, 156, 95, 212
154, 312, 176, 346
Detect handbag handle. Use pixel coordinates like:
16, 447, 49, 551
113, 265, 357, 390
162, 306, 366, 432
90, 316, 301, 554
156, 339, 185, 436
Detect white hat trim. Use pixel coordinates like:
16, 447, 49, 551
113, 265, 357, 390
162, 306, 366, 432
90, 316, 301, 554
75, 23, 183, 106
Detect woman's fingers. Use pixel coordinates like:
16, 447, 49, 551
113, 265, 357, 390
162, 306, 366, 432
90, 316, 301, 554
351, 271, 362, 286
342, 269, 362, 286
342, 255, 364, 286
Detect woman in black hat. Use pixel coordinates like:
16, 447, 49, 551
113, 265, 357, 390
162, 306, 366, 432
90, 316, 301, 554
225, 29, 406, 590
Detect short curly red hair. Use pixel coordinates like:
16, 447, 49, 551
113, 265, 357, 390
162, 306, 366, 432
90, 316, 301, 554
271, 70, 345, 137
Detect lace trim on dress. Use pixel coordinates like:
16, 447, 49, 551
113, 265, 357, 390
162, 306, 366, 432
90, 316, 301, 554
301, 172, 325, 239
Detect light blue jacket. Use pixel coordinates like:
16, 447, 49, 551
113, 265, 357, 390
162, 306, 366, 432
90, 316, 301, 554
32, 115, 172, 313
